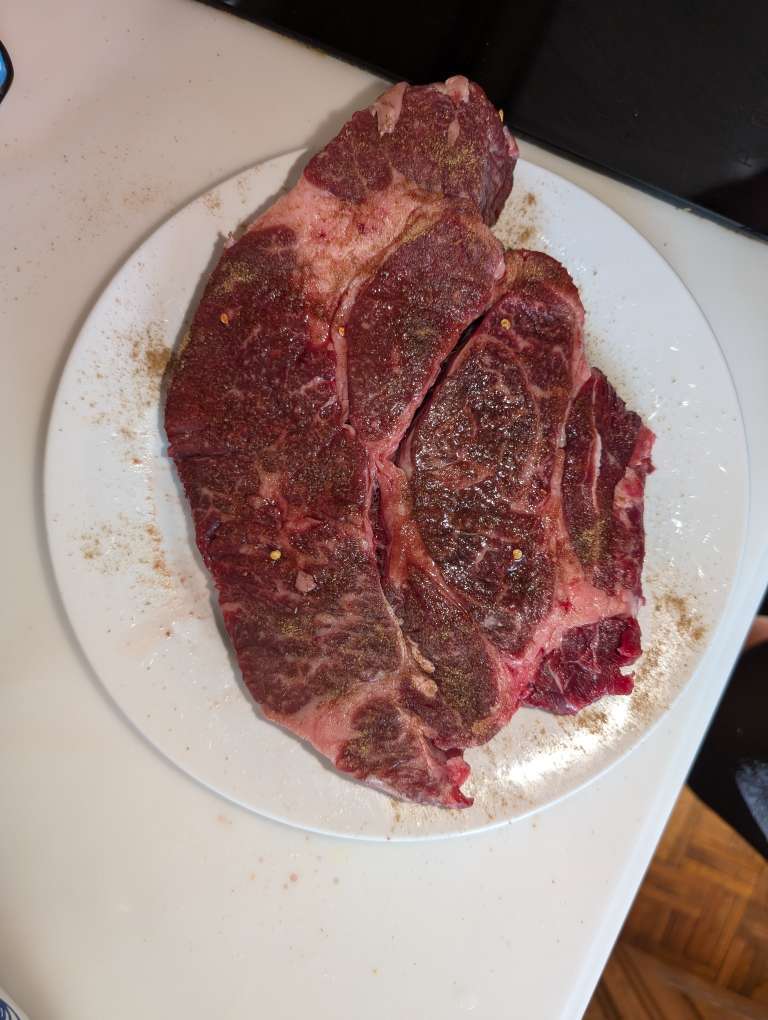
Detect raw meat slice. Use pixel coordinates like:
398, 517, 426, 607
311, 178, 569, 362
525, 616, 641, 714
165, 78, 516, 807
528, 370, 654, 712
339, 201, 507, 458
385, 250, 655, 747
305, 77, 514, 225
561, 368, 654, 600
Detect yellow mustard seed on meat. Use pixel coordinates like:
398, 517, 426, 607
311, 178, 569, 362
338, 325, 345, 337
499, 109, 504, 122
220, 312, 230, 325
269, 549, 282, 561
512, 548, 523, 561
501, 318, 511, 330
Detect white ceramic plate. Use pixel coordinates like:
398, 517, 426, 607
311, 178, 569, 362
45, 151, 747, 840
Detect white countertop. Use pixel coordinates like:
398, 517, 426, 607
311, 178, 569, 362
2, 2, 767, 1017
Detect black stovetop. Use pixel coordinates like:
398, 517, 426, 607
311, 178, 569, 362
198, 0, 768, 241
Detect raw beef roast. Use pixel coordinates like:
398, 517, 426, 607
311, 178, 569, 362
165, 77, 653, 807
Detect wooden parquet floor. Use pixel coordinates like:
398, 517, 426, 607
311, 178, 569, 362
585, 787, 768, 1019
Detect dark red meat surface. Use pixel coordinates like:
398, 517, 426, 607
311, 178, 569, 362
385, 251, 654, 743
165, 77, 653, 808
